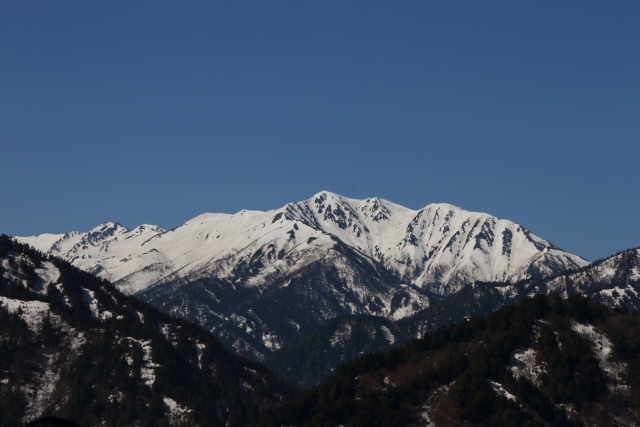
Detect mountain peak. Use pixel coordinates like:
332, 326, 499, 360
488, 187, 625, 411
86, 221, 129, 236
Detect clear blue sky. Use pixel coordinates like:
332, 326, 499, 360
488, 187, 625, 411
2, 2, 639, 261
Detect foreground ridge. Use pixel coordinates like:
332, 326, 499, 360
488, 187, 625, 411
261, 294, 640, 427
0, 236, 293, 427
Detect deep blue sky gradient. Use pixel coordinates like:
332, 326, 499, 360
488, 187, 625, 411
2, 2, 639, 261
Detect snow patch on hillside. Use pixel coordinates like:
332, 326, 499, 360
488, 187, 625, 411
125, 338, 159, 387
34, 261, 60, 294
509, 347, 543, 386
81, 287, 112, 320
489, 380, 516, 401
494, 285, 518, 299
329, 323, 352, 348
163, 397, 192, 425
571, 322, 627, 390
0, 297, 50, 331
421, 382, 453, 427
262, 333, 281, 351
631, 251, 640, 280
598, 286, 637, 306
380, 325, 395, 344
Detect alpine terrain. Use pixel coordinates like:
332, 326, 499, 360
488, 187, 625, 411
17, 192, 588, 359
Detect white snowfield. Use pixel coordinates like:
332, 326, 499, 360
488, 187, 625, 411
16, 192, 588, 300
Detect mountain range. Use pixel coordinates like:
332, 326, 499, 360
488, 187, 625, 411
17, 192, 589, 359
5, 218, 640, 426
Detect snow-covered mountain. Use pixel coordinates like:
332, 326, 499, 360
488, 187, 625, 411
17, 192, 587, 295
16, 191, 588, 358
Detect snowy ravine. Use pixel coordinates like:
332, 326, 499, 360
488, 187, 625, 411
16, 192, 588, 359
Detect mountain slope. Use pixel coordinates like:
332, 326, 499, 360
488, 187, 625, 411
265, 246, 640, 389
0, 236, 293, 427
16, 192, 588, 359
263, 315, 412, 389
259, 294, 640, 427
403, 246, 640, 338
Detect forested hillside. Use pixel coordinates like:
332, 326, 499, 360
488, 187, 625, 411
263, 315, 412, 389
266, 247, 640, 389
260, 294, 640, 427
0, 236, 293, 427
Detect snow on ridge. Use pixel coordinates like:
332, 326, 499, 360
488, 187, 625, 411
14, 233, 64, 253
